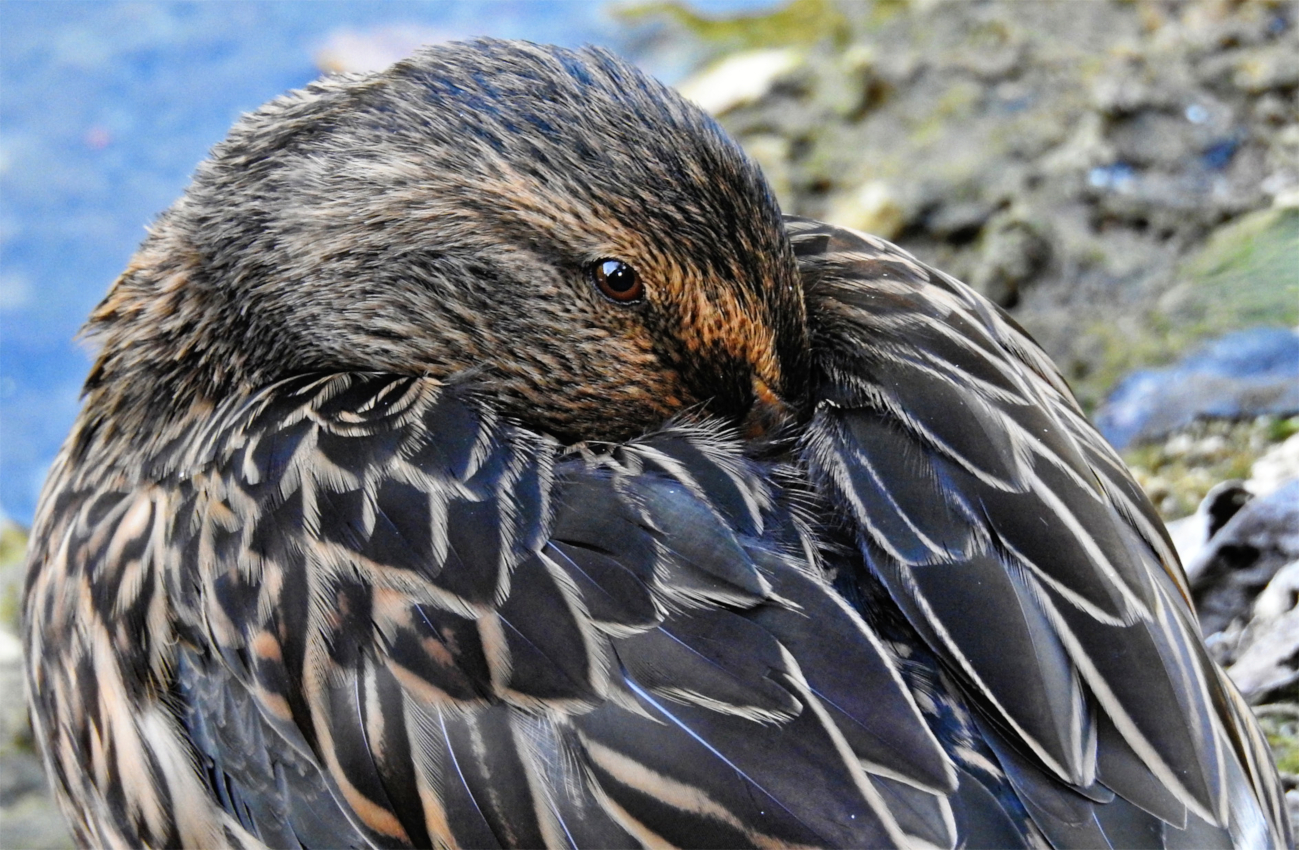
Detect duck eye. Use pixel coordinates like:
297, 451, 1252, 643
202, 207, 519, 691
590, 258, 643, 303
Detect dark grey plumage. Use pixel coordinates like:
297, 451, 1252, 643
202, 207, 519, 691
22, 38, 1291, 850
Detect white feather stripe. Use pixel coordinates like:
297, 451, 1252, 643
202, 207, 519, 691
778, 561, 957, 794
811, 427, 951, 566
311, 693, 411, 842
535, 548, 612, 697
1010, 562, 1095, 788
103, 493, 155, 587
867, 384, 1037, 496
1033, 587, 1221, 825
580, 734, 823, 850
631, 441, 768, 535
999, 413, 1107, 498
1027, 474, 1149, 621
776, 646, 913, 849
504, 711, 576, 850
1089, 471, 1191, 604
477, 612, 514, 698
582, 790, 677, 850
362, 662, 388, 765
1219, 683, 1288, 844
1148, 580, 1231, 823
89, 621, 170, 842
402, 702, 463, 849
303, 536, 492, 620
430, 705, 510, 846
881, 552, 1089, 787
996, 534, 1131, 629
137, 709, 239, 849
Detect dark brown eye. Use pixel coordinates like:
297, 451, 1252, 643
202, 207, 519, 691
590, 258, 643, 303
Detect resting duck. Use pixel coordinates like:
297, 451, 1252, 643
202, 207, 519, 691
22, 38, 1290, 849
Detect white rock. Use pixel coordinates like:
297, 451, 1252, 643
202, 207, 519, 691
1170, 480, 1251, 580
678, 48, 802, 116
0, 629, 19, 664
1226, 603, 1299, 701
825, 180, 906, 239
1251, 433, 1299, 498
1254, 560, 1299, 622
316, 25, 454, 75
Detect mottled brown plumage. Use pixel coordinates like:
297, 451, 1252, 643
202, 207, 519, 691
23, 39, 1291, 850
77, 39, 806, 460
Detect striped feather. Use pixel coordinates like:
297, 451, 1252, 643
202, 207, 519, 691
790, 215, 1290, 847
22, 217, 1290, 849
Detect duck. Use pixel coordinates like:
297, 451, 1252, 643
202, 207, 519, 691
22, 38, 1291, 849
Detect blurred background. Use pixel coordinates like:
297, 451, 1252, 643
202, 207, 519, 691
1, 1, 1296, 846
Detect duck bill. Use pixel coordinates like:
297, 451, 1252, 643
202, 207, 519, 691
742, 376, 794, 440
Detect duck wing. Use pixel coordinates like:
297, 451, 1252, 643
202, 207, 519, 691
789, 214, 1290, 848
158, 372, 960, 848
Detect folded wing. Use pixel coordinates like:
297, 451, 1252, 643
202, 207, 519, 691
789, 215, 1289, 848
165, 373, 962, 848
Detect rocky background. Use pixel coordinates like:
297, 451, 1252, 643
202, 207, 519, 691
2, 0, 1297, 845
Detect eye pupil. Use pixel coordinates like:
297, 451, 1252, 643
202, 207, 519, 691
592, 258, 643, 303
601, 261, 635, 292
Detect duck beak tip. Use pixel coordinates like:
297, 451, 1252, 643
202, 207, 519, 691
743, 376, 793, 440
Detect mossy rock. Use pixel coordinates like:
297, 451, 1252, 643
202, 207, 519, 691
1256, 705, 1299, 777
0, 522, 27, 569
1069, 205, 1299, 413
617, 0, 860, 54
1123, 415, 1297, 520
0, 522, 29, 634
1161, 205, 1299, 338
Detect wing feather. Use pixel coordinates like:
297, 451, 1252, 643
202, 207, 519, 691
791, 214, 1289, 848
134, 373, 956, 847
26, 215, 1287, 849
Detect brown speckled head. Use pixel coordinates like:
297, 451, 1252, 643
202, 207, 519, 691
78, 38, 808, 455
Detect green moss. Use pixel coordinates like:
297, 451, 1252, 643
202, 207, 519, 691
1269, 734, 1299, 774
1269, 416, 1299, 443
1068, 207, 1299, 412
1257, 707, 1299, 776
0, 523, 27, 569
617, 0, 853, 52
1123, 417, 1289, 520
0, 522, 29, 632
1155, 205, 1299, 349
907, 80, 983, 148
1174, 205, 1299, 330
1067, 319, 1178, 414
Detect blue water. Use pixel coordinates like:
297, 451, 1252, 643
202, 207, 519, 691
0, 0, 765, 524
